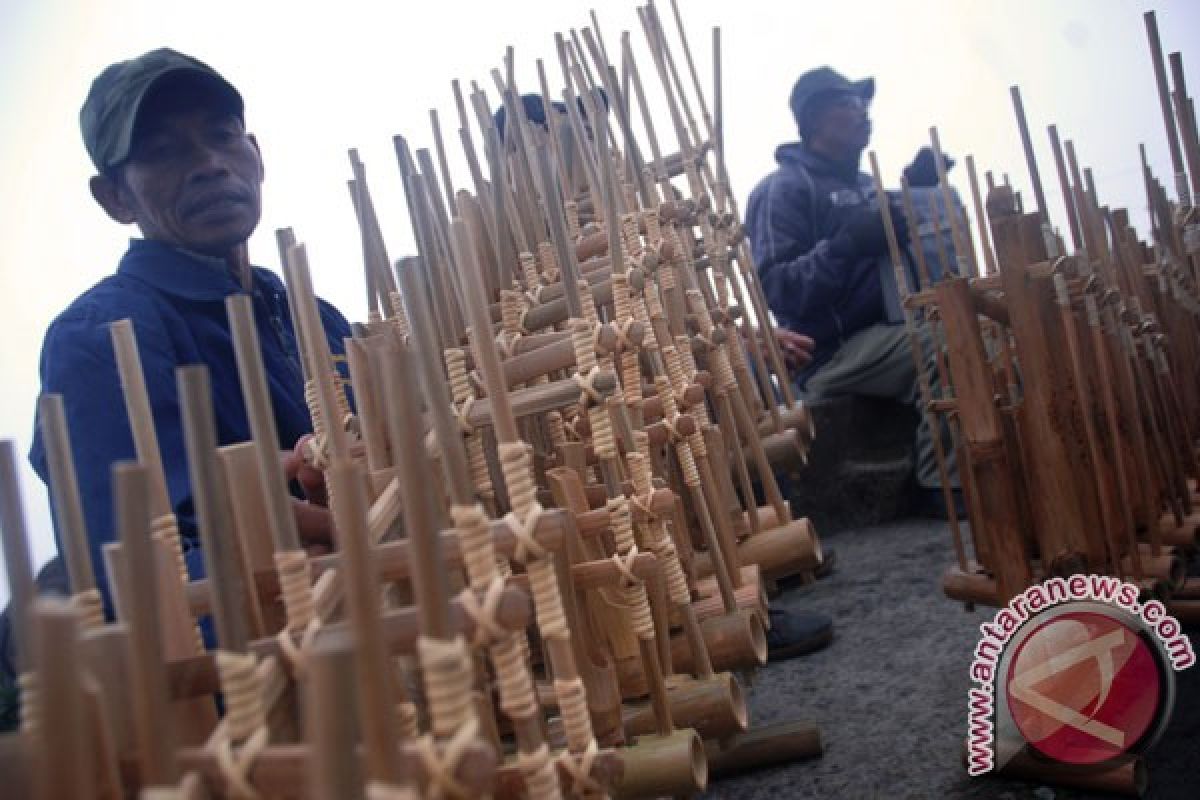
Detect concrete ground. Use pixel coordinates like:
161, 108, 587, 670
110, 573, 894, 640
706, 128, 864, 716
702, 517, 1200, 799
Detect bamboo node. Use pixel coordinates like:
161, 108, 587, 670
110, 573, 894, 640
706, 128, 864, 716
418, 635, 476, 739
555, 737, 604, 796
213, 651, 268, 799
70, 588, 105, 630
415, 716, 479, 799
574, 366, 605, 407
457, 577, 508, 647
492, 634, 539, 721
17, 671, 37, 734
274, 550, 321, 676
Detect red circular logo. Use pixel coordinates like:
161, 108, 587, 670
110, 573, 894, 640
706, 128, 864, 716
1005, 611, 1162, 764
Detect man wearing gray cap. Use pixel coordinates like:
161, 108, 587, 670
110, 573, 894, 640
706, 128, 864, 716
2, 49, 349, 682
745, 66, 957, 517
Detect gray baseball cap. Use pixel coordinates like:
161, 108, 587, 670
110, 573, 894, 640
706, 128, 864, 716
789, 66, 874, 131
79, 48, 243, 173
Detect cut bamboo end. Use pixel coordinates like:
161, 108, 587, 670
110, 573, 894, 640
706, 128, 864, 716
613, 728, 707, 799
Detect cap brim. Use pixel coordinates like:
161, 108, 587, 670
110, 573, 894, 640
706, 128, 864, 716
110, 68, 242, 168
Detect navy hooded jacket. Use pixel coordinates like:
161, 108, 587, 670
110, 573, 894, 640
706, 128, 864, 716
746, 143, 902, 386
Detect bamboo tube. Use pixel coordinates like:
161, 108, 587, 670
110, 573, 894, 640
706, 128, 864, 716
1053, 275, 1126, 576
32, 598, 95, 800
705, 720, 823, 778
1169, 51, 1200, 201
1009, 86, 1052, 232
304, 639, 364, 800
734, 517, 819, 579
178, 366, 251, 653
623, 672, 747, 741
109, 320, 174, 522
612, 727, 706, 799
113, 462, 179, 786
669, 609, 767, 674
327, 459, 406, 787
941, 566, 1001, 607
0, 440, 38, 675
1144, 12, 1191, 205
37, 395, 98, 598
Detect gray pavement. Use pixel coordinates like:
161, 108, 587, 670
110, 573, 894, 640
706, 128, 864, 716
701, 517, 1200, 799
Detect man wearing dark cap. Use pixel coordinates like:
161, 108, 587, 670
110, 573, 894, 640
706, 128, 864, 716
745, 67, 956, 515
1, 49, 349, 683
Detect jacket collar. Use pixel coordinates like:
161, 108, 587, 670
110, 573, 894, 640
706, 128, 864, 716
117, 239, 277, 301
775, 141, 864, 184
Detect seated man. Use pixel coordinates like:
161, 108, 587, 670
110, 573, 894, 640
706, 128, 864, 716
2, 49, 350, 688
746, 66, 957, 513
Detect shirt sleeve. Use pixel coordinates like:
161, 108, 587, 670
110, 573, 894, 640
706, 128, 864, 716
29, 306, 206, 611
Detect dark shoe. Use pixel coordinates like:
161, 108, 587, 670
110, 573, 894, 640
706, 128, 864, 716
814, 547, 837, 579
766, 608, 833, 662
912, 486, 965, 520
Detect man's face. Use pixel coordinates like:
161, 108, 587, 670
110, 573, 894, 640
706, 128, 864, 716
97, 98, 263, 257
809, 92, 872, 158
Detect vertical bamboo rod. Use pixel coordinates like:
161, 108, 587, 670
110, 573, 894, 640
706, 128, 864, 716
37, 395, 96, 593
1168, 52, 1200, 201
1009, 85, 1051, 226
114, 462, 178, 786
110, 320, 173, 520
178, 365, 250, 653
32, 598, 94, 800
0, 440, 36, 673
1143, 12, 1191, 204
869, 152, 968, 572
226, 296, 303, 554
1047, 125, 1084, 252
965, 155, 997, 275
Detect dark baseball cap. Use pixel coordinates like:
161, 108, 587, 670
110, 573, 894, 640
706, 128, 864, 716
80, 48, 243, 173
789, 66, 875, 131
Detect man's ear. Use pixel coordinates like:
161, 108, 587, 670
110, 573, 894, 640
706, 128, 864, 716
248, 133, 265, 182
89, 174, 136, 225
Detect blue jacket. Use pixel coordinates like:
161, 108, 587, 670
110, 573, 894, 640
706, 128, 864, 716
746, 143, 903, 385
27, 239, 353, 613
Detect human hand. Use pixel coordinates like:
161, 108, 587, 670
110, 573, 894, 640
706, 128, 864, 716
834, 204, 908, 259
283, 435, 328, 506
771, 328, 815, 372
291, 497, 334, 556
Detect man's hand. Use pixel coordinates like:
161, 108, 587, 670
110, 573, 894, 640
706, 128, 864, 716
292, 498, 334, 556
283, 435, 334, 555
833, 204, 908, 259
773, 328, 815, 372
283, 434, 328, 506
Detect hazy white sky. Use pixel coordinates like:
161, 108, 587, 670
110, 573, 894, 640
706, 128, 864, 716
1, 0, 1197, 600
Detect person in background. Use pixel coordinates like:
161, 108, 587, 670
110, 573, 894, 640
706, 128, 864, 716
0, 49, 350, 700
745, 66, 958, 517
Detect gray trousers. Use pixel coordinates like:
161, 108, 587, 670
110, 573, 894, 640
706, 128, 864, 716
802, 323, 957, 490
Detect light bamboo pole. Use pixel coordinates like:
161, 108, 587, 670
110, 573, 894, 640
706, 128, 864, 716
37, 395, 104, 629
